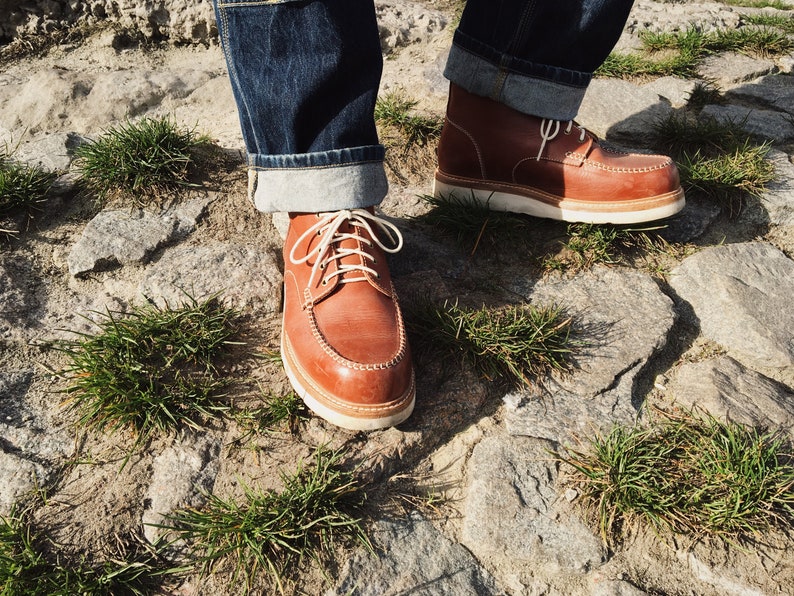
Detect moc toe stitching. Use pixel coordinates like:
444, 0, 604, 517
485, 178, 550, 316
283, 334, 415, 415
306, 290, 408, 371
580, 157, 676, 174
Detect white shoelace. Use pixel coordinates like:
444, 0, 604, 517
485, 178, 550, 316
289, 209, 403, 290
536, 119, 588, 160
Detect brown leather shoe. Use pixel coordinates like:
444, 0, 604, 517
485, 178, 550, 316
434, 84, 685, 224
281, 209, 415, 430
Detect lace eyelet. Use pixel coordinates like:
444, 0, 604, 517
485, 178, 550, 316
321, 279, 328, 286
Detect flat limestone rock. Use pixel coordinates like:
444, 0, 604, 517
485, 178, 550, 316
758, 150, 794, 229
670, 242, 794, 369
577, 78, 674, 142
519, 266, 676, 399
700, 104, 794, 144
665, 355, 794, 436
697, 53, 778, 87
726, 74, 794, 116
329, 511, 504, 596
142, 433, 221, 544
505, 266, 676, 444
461, 435, 605, 578
0, 451, 46, 516
138, 242, 281, 313
67, 198, 211, 276
642, 76, 699, 108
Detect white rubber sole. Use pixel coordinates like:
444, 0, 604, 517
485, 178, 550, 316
280, 318, 415, 432
433, 178, 686, 225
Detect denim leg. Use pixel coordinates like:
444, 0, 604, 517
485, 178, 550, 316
213, 0, 387, 213
445, 0, 635, 120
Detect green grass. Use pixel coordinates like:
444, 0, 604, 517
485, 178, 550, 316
374, 91, 443, 147
598, 24, 794, 79
686, 81, 725, 111
413, 192, 533, 255
717, 0, 791, 8
653, 115, 775, 204
405, 299, 574, 386
0, 507, 182, 595
642, 26, 794, 57
74, 116, 213, 204
59, 295, 241, 443
560, 224, 628, 268
559, 412, 794, 543
234, 390, 309, 435
0, 156, 54, 239
596, 52, 694, 79
162, 448, 368, 594
745, 13, 794, 34
679, 143, 775, 201
542, 223, 676, 274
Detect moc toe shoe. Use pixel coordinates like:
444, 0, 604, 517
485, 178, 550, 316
281, 209, 415, 431
434, 83, 685, 224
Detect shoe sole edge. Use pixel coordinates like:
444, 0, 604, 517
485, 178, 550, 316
281, 324, 416, 431
433, 174, 686, 224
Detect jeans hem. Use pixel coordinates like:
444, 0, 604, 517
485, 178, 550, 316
248, 160, 388, 213
444, 42, 589, 121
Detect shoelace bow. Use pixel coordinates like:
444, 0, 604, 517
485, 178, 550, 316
537, 119, 588, 160
289, 209, 404, 290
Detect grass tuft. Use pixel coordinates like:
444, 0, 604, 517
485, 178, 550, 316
598, 24, 794, 79
542, 223, 675, 273
0, 155, 54, 239
59, 294, 241, 442
375, 91, 443, 147
74, 116, 213, 205
0, 507, 182, 595
559, 411, 794, 543
560, 223, 627, 268
405, 299, 574, 386
686, 81, 725, 111
679, 143, 775, 201
744, 13, 794, 35
163, 447, 368, 593
653, 114, 775, 205
234, 390, 309, 436
717, 0, 791, 9
413, 192, 532, 255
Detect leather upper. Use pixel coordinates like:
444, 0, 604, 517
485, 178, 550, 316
282, 211, 414, 414
437, 83, 681, 203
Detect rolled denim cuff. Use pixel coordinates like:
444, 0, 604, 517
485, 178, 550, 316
247, 146, 388, 213
444, 43, 588, 122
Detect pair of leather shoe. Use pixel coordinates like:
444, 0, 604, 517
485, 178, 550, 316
282, 84, 685, 430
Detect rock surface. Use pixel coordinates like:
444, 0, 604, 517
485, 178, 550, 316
670, 242, 794, 370
1, 0, 794, 595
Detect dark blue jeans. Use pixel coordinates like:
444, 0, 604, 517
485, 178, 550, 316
212, 0, 635, 212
